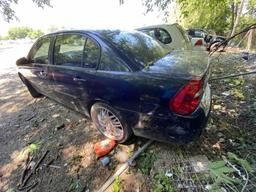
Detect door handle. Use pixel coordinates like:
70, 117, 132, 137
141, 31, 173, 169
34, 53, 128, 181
73, 77, 87, 82
39, 70, 47, 77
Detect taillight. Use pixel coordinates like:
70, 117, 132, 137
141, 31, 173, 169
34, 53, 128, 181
169, 79, 203, 115
195, 39, 203, 46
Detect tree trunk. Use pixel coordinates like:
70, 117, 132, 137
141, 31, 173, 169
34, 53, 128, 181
230, 2, 235, 34
247, 29, 253, 51
230, 0, 245, 37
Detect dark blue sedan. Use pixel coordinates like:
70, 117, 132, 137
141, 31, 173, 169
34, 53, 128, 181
16, 30, 211, 143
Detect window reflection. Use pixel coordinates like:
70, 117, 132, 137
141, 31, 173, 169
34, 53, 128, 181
100, 30, 169, 67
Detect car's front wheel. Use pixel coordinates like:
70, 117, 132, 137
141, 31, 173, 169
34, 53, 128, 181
90, 103, 132, 143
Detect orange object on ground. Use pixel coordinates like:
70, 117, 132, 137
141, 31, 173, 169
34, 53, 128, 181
94, 139, 117, 158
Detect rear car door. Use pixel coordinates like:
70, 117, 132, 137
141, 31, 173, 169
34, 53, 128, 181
51, 33, 100, 113
27, 36, 53, 96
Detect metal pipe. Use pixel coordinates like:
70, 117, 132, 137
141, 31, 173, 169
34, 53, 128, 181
210, 70, 256, 81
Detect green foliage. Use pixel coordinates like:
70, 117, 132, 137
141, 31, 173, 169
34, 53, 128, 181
28, 29, 44, 39
153, 172, 175, 192
209, 160, 240, 191
112, 176, 121, 192
69, 178, 82, 192
137, 151, 157, 175
228, 152, 253, 172
7, 26, 44, 40
209, 153, 252, 191
8, 26, 33, 39
28, 142, 41, 155
1, 0, 51, 22
142, 0, 256, 35
177, 0, 231, 34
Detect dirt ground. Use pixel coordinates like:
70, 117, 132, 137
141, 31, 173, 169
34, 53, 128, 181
0, 46, 256, 192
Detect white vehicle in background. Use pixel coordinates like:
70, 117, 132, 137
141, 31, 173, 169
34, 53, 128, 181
186, 29, 207, 48
137, 23, 193, 50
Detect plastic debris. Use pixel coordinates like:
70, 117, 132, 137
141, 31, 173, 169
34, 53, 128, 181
93, 139, 116, 158
165, 170, 173, 177
100, 156, 110, 166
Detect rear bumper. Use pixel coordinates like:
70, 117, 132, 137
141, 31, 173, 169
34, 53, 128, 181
131, 84, 212, 144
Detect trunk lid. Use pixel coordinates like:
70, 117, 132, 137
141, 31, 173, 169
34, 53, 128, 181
143, 50, 210, 80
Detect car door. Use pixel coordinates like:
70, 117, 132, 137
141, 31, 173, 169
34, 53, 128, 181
27, 36, 54, 97
50, 33, 100, 114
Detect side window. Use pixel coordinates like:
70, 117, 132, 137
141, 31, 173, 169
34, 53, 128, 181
100, 50, 130, 72
30, 37, 51, 64
154, 28, 172, 44
54, 34, 86, 67
83, 38, 100, 68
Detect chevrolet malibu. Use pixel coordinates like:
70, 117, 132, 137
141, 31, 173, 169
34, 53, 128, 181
16, 30, 211, 144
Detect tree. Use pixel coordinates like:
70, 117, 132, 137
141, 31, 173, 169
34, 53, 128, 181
8, 26, 33, 39
142, 0, 256, 35
230, 0, 245, 37
0, 0, 51, 22
7, 26, 44, 39
28, 29, 44, 39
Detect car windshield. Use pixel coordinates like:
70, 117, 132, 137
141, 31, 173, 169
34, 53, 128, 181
99, 30, 170, 67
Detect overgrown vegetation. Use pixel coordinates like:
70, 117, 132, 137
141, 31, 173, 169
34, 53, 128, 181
137, 151, 158, 175
112, 176, 121, 192
209, 152, 252, 191
153, 172, 175, 192
69, 178, 82, 192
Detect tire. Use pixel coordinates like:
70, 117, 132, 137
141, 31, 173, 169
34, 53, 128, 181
90, 102, 133, 143
19, 74, 43, 98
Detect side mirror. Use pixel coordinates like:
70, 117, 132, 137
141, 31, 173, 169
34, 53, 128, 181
16, 57, 29, 66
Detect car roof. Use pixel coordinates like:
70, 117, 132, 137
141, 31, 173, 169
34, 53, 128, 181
136, 23, 179, 30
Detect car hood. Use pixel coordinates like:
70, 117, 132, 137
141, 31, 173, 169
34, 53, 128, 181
142, 50, 210, 80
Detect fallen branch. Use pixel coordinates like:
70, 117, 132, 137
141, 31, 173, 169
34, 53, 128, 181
19, 152, 31, 186
18, 180, 38, 191
20, 150, 49, 188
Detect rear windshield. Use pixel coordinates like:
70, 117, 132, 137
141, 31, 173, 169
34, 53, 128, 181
99, 30, 170, 67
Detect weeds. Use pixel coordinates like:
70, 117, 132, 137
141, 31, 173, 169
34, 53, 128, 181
112, 176, 121, 192
209, 152, 252, 191
69, 178, 82, 192
153, 172, 175, 192
137, 151, 157, 175
68, 155, 83, 165
28, 142, 41, 155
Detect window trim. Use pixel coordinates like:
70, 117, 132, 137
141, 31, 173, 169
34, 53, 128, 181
52, 32, 101, 69
28, 36, 52, 65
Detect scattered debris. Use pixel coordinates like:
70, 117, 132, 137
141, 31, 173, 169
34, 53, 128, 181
100, 156, 110, 166
114, 151, 129, 163
25, 115, 36, 121
94, 139, 116, 158
97, 140, 153, 192
19, 150, 49, 189
55, 123, 65, 130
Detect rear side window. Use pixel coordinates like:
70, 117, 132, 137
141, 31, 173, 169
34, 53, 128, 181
155, 28, 172, 44
100, 51, 130, 72
83, 38, 100, 68
30, 37, 51, 64
141, 28, 172, 44
54, 34, 86, 67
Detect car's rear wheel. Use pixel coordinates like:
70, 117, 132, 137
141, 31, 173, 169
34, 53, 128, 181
90, 103, 132, 143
